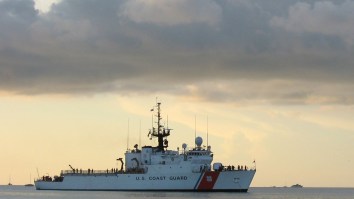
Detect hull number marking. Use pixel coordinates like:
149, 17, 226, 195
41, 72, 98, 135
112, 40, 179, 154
136, 176, 188, 181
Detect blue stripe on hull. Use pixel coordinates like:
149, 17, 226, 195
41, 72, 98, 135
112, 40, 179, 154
193, 172, 204, 190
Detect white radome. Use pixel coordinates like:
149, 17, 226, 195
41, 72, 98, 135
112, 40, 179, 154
195, 136, 203, 147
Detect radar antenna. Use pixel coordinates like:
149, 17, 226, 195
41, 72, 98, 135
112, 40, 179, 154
149, 101, 172, 151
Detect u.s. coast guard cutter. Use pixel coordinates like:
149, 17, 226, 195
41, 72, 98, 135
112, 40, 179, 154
35, 102, 256, 192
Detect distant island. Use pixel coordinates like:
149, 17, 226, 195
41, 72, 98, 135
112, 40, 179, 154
291, 184, 303, 188
270, 184, 303, 188
25, 183, 34, 187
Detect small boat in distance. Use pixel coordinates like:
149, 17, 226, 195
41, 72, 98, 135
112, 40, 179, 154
8, 176, 12, 186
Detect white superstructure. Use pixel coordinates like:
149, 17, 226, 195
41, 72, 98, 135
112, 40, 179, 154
35, 102, 256, 192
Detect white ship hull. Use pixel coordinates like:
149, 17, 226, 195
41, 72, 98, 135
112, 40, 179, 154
35, 170, 255, 192
35, 102, 256, 192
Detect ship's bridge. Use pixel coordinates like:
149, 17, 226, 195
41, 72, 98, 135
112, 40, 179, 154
187, 150, 211, 157
186, 149, 212, 165
123, 102, 214, 172
186, 150, 212, 156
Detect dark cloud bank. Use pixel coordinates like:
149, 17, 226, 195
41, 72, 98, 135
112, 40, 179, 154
1, 0, 354, 105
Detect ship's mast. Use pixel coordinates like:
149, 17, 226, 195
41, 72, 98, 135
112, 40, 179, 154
157, 102, 163, 150
150, 102, 171, 151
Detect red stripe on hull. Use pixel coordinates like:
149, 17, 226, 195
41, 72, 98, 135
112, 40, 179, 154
197, 171, 220, 190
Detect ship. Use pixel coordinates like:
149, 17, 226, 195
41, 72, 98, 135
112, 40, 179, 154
35, 101, 256, 192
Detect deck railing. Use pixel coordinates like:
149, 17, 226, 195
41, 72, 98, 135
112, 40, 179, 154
61, 168, 145, 175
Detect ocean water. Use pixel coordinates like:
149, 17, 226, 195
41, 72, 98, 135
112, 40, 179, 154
0, 186, 353, 199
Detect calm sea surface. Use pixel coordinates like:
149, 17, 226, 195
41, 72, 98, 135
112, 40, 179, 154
0, 186, 353, 199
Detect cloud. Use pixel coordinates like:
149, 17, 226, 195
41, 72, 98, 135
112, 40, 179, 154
120, 0, 222, 27
174, 79, 354, 105
0, 0, 354, 105
34, 0, 60, 13
0, 0, 37, 40
270, 1, 354, 45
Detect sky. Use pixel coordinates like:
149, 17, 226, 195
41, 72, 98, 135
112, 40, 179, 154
0, 0, 354, 187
